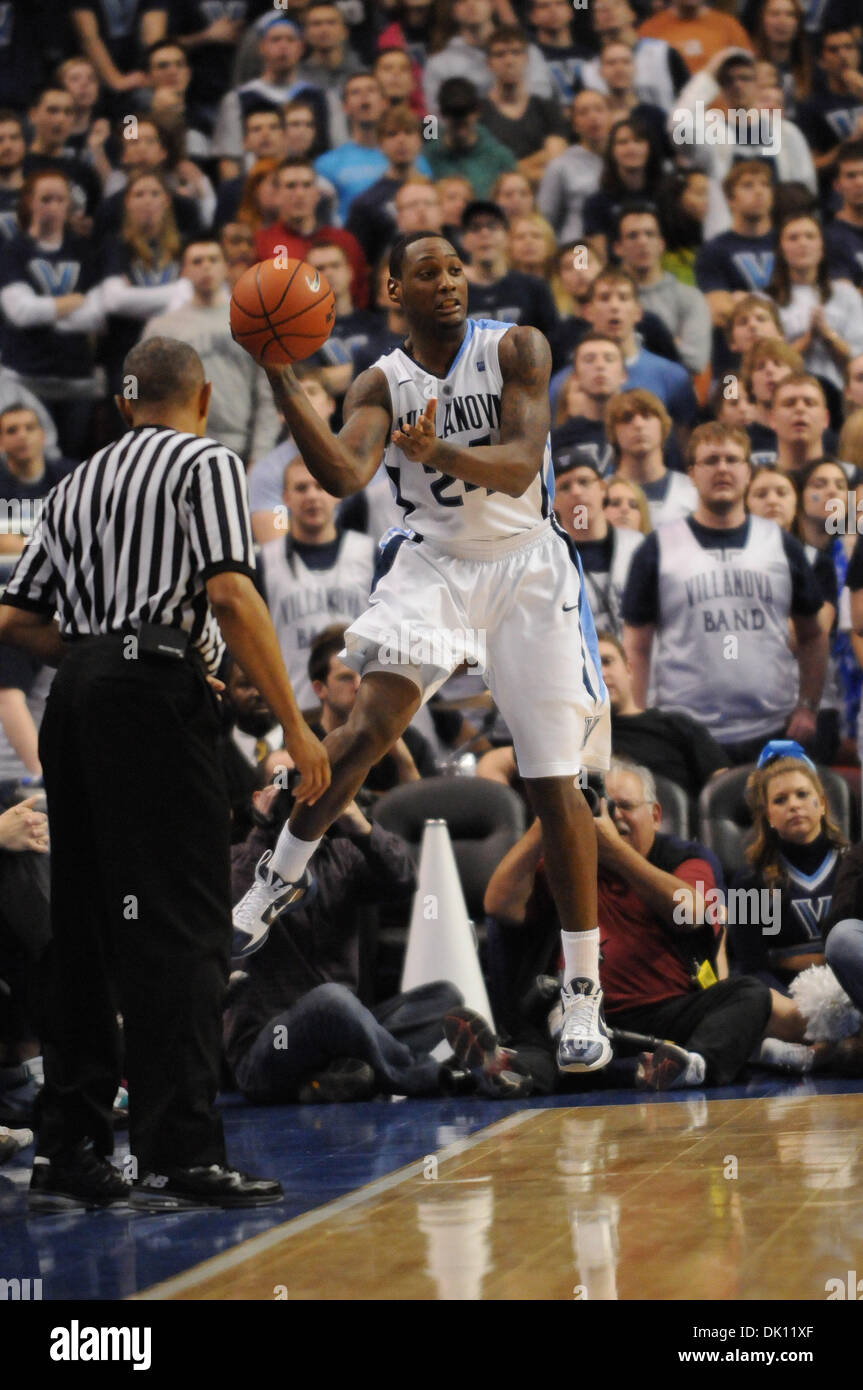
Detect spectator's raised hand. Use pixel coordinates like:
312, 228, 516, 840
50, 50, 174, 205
0, 796, 48, 853
705, 46, 755, 80
593, 797, 626, 867
115, 71, 149, 93
68, 211, 94, 238
86, 118, 111, 154
202, 17, 243, 44
175, 159, 206, 197
335, 800, 372, 836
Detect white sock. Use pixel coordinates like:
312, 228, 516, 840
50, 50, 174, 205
24, 1055, 44, 1087
682, 1051, 706, 1087
754, 1038, 814, 1073
269, 827, 321, 883
561, 928, 600, 986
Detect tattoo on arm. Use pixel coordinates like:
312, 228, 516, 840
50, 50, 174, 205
338, 367, 393, 464
497, 326, 552, 462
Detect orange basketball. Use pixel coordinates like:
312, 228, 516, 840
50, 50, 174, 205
229, 257, 335, 366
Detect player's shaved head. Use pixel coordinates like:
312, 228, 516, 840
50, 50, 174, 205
389, 231, 458, 279
123, 337, 206, 406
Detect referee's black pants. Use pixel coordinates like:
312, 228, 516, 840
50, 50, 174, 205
36, 640, 231, 1174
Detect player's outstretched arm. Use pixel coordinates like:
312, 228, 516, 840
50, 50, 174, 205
265, 363, 392, 498
391, 325, 551, 499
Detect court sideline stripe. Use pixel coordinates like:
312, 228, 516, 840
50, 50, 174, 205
131, 1108, 537, 1301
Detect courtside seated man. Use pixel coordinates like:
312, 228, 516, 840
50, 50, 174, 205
232, 230, 613, 1074
0, 338, 329, 1212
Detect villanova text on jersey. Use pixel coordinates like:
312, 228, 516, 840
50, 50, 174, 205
374, 317, 555, 544
272, 581, 368, 655
684, 564, 775, 632
395, 390, 502, 443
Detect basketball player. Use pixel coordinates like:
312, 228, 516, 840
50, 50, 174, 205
233, 230, 612, 1073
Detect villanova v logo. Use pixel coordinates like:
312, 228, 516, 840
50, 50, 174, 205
202, 0, 246, 22
732, 251, 775, 290
28, 260, 81, 296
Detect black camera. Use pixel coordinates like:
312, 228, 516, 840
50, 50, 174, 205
581, 774, 617, 820
582, 772, 606, 817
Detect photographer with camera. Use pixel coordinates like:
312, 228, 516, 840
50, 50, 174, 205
485, 759, 773, 1091
225, 769, 532, 1102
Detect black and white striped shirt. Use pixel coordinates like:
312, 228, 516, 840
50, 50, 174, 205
2, 426, 255, 673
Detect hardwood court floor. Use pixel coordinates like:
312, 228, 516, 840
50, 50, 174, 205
137, 1091, 863, 1301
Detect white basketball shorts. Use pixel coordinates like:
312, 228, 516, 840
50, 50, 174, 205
341, 518, 610, 778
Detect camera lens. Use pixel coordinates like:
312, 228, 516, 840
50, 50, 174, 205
582, 786, 601, 816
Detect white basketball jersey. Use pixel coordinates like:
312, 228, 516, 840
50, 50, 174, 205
260, 530, 375, 709
374, 318, 555, 544
647, 471, 698, 529
654, 514, 798, 742
580, 526, 643, 638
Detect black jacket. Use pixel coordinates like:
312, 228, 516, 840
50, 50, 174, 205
223, 821, 415, 1073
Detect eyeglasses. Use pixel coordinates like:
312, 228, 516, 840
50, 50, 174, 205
612, 798, 651, 813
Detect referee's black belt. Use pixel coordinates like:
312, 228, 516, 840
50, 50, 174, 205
65, 623, 196, 665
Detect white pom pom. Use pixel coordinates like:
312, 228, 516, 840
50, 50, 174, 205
789, 965, 862, 1043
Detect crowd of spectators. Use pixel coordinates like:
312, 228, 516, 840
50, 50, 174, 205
7, 0, 863, 1116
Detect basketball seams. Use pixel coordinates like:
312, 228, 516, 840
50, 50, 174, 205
230, 257, 334, 364
254, 262, 266, 318
231, 258, 308, 322
268, 288, 335, 331
268, 257, 305, 317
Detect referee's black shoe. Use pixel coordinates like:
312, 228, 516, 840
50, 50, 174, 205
28, 1141, 132, 1212
131, 1165, 284, 1211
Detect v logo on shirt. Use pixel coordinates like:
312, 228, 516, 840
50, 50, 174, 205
27, 259, 81, 296
732, 251, 774, 290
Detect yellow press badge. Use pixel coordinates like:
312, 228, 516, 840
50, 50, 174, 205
696, 959, 718, 990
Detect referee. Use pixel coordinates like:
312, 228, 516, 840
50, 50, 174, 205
0, 337, 330, 1212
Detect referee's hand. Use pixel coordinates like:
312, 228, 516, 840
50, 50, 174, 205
0, 796, 49, 854
284, 723, 331, 806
